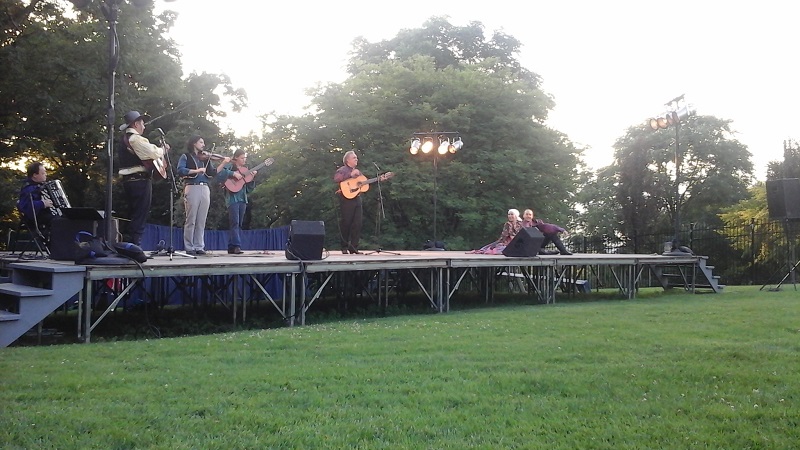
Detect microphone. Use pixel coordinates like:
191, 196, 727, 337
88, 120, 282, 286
156, 127, 165, 136
373, 162, 381, 171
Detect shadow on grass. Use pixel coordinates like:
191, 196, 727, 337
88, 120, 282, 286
11, 287, 695, 346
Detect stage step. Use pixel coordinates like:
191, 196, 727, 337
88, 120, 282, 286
0, 283, 53, 297
0, 310, 21, 322
650, 257, 724, 293
0, 263, 85, 347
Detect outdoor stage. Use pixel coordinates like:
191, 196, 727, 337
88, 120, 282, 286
0, 248, 711, 346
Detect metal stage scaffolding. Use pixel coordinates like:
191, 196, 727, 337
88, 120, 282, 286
1, 250, 711, 346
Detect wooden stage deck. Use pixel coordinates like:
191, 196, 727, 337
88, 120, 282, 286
1, 249, 706, 344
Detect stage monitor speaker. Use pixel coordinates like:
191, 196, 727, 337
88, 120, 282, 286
49, 217, 97, 261
502, 227, 545, 257
49, 217, 118, 261
285, 220, 325, 260
766, 178, 800, 220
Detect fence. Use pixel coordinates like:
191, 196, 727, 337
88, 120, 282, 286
564, 219, 800, 287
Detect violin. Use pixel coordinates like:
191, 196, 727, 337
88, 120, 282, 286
198, 150, 226, 161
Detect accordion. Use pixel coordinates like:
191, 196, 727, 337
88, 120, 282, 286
41, 180, 71, 216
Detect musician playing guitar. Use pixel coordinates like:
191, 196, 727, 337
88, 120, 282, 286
118, 110, 169, 246
216, 149, 264, 254
333, 150, 393, 254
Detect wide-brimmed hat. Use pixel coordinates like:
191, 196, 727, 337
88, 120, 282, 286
118, 110, 150, 131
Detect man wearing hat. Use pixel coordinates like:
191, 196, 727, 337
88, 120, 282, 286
118, 110, 168, 246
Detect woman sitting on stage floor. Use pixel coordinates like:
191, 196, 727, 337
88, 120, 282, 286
468, 208, 522, 254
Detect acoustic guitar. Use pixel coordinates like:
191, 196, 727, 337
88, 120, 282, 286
224, 157, 274, 193
143, 157, 167, 180
339, 172, 394, 199
123, 132, 167, 179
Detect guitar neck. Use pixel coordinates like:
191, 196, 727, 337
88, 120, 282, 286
361, 173, 393, 185
244, 160, 271, 175
362, 176, 380, 185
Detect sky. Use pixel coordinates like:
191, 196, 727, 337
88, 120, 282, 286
155, 0, 798, 180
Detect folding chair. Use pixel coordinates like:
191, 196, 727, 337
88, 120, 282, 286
11, 217, 50, 258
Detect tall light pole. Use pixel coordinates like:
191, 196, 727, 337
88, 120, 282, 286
649, 95, 690, 254
409, 132, 462, 249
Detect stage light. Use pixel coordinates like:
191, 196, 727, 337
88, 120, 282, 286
421, 138, 434, 154
437, 139, 450, 155
450, 137, 463, 153
675, 105, 690, 120
409, 139, 421, 155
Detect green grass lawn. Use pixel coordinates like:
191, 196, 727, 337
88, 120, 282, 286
2, 286, 798, 449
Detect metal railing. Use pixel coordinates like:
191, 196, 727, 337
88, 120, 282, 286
563, 219, 798, 286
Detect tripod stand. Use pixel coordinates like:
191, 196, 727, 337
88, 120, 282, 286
364, 163, 398, 256
150, 132, 194, 260
761, 218, 799, 291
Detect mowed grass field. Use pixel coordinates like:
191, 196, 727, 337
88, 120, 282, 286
1, 286, 798, 449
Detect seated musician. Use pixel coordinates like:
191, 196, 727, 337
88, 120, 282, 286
16, 161, 55, 237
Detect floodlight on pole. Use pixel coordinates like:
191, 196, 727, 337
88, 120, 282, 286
409, 132, 463, 247
648, 95, 693, 255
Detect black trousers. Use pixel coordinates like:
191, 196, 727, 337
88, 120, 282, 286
338, 195, 362, 251
541, 233, 569, 254
122, 177, 152, 246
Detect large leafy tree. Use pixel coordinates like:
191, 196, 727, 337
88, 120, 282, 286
251, 17, 582, 250
0, 0, 245, 232
588, 114, 753, 244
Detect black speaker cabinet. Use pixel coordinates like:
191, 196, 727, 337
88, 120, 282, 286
49, 218, 97, 261
49, 217, 119, 261
285, 220, 325, 260
502, 227, 545, 257
766, 178, 800, 220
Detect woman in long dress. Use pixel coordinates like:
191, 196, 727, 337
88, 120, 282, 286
468, 209, 522, 254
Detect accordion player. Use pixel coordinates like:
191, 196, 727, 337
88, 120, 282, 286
17, 162, 70, 229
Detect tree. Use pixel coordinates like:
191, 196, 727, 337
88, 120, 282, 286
0, 0, 245, 234
591, 114, 754, 244
251, 18, 582, 250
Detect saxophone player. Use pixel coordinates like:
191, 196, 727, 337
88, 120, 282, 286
17, 161, 55, 232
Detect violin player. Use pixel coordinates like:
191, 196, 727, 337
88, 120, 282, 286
176, 135, 230, 255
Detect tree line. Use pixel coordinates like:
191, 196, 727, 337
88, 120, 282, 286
1, 1, 794, 255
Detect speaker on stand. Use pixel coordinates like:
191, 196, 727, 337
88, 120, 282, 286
763, 179, 800, 290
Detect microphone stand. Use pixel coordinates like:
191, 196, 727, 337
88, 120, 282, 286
150, 129, 194, 260
364, 162, 399, 256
